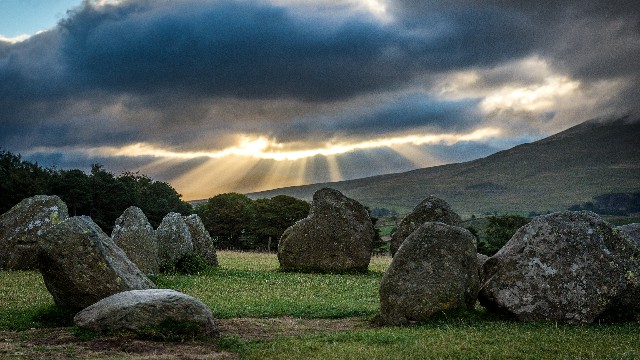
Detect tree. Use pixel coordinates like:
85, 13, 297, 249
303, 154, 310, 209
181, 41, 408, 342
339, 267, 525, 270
252, 195, 310, 251
0, 150, 52, 213
196, 193, 256, 249
119, 172, 192, 228
478, 215, 530, 256
49, 169, 91, 216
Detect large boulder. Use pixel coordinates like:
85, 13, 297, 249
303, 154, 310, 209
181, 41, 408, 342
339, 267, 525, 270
156, 212, 194, 269
0, 195, 69, 270
278, 188, 374, 273
390, 196, 462, 256
479, 211, 640, 324
112, 206, 159, 275
38, 216, 155, 310
74, 289, 219, 338
379, 222, 479, 325
183, 214, 218, 267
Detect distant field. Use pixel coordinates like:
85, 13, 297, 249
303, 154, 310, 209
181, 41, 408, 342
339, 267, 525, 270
1, 251, 639, 359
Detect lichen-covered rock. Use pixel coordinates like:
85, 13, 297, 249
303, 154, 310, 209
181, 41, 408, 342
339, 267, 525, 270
74, 289, 219, 338
278, 188, 374, 273
183, 214, 218, 267
380, 222, 479, 325
156, 212, 194, 269
112, 206, 159, 275
477, 253, 490, 284
479, 211, 640, 324
39, 216, 155, 310
617, 223, 640, 246
0, 195, 69, 270
390, 196, 462, 256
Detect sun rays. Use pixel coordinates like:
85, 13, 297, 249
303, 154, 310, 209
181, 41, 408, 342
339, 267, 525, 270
25, 127, 503, 200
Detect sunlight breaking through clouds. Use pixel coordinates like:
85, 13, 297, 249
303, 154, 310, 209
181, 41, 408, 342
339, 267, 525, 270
480, 76, 581, 113
86, 127, 503, 162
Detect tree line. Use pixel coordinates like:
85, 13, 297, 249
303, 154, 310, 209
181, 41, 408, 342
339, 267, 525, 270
1, 150, 313, 250
195, 193, 311, 251
1, 150, 191, 233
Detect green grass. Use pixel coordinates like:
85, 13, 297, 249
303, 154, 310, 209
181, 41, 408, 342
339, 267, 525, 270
153, 251, 390, 319
239, 321, 640, 359
0, 271, 55, 330
1, 251, 639, 359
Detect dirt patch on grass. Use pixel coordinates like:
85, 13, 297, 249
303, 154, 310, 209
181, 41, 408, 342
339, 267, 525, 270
0, 317, 366, 359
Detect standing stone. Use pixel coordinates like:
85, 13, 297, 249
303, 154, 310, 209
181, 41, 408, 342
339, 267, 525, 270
380, 222, 479, 325
156, 212, 194, 269
278, 188, 374, 273
39, 216, 155, 310
390, 196, 462, 256
0, 195, 69, 270
479, 211, 640, 324
112, 206, 159, 275
74, 289, 219, 338
183, 214, 218, 267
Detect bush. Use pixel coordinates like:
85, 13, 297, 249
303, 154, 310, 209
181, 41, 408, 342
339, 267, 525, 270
477, 215, 529, 256
161, 253, 211, 275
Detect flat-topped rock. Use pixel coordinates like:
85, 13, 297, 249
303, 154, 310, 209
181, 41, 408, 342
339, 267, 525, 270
74, 289, 219, 338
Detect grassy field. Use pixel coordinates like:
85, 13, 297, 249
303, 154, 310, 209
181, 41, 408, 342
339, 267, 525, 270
1, 251, 639, 359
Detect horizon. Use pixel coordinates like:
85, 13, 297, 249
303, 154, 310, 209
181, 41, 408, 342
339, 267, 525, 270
2, 1, 639, 200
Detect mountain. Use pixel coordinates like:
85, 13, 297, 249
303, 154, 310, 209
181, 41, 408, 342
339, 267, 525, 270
247, 117, 640, 216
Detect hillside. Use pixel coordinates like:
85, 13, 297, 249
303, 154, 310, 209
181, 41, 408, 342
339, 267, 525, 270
247, 117, 640, 216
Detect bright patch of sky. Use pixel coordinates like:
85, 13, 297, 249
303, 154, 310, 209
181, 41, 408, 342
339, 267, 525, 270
0, 0, 82, 40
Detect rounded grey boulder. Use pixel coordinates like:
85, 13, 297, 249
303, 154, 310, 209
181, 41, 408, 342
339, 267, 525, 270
0, 195, 69, 270
112, 206, 159, 275
479, 211, 640, 323
38, 216, 155, 310
390, 196, 462, 256
278, 188, 374, 273
74, 289, 219, 338
380, 222, 479, 325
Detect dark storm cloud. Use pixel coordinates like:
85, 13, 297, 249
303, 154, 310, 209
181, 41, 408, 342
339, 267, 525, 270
278, 94, 482, 142
2, 0, 639, 170
1, 0, 535, 103
0, 0, 543, 154
393, 0, 640, 111
57, 0, 534, 100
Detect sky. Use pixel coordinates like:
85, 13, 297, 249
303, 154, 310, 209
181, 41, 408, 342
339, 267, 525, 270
1, 0, 639, 200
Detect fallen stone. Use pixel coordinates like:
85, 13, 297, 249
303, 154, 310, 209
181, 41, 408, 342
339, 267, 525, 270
390, 196, 462, 256
0, 195, 69, 270
39, 216, 155, 310
74, 289, 219, 338
278, 188, 374, 273
380, 222, 479, 325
